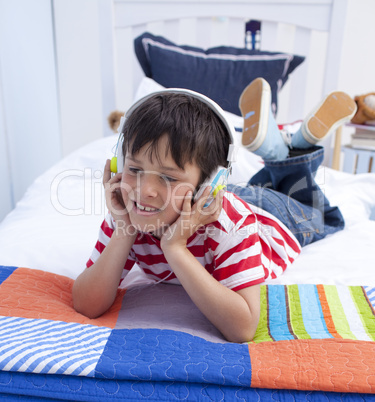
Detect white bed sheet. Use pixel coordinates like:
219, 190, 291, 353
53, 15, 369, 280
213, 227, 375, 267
1, 125, 374, 287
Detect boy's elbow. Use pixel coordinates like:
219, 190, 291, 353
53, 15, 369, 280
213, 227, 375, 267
72, 280, 104, 319
73, 299, 102, 319
225, 328, 256, 344
223, 312, 259, 343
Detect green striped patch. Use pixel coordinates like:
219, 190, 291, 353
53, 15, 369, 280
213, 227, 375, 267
252, 284, 375, 343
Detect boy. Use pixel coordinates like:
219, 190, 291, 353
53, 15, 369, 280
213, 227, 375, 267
73, 79, 356, 343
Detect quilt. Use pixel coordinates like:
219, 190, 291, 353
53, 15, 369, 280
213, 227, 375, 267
0, 265, 375, 401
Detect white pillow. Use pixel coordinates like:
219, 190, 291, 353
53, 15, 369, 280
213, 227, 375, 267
134, 76, 165, 101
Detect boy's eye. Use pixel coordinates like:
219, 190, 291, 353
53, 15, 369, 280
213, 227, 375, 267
127, 166, 177, 183
160, 174, 177, 183
128, 167, 141, 174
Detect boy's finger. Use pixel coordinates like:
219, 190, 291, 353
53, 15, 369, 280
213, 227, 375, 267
180, 192, 192, 219
111, 173, 123, 183
181, 191, 193, 215
202, 188, 225, 216
214, 189, 225, 208
103, 160, 123, 185
107, 174, 123, 188
103, 160, 111, 184
195, 186, 212, 207
213, 188, 225, 206
197, 185, 222, 213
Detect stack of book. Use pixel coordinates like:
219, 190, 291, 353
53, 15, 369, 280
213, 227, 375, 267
349, 123, 375, 150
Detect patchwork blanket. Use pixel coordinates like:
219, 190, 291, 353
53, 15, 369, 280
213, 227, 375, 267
0, 265, 375, 401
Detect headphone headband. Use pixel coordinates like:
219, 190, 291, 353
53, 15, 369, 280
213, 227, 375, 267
112, 88, 238, 173
124, 88, 235, 146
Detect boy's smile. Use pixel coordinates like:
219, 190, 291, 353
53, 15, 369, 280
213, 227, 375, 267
121, 135, 201, 235
133, 202, 161, 215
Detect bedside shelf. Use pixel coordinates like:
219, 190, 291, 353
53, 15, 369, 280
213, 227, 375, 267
342, 146, 375, 174
342, 124, 375, 174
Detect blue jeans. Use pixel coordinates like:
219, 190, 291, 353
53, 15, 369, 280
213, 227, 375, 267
227, 147, 345, 247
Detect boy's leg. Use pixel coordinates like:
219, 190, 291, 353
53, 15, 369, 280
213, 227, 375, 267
228, 147, 344, 247
239, 78, 289, 160
230, 79, 348, 246
291, 92, 357, 149
227, 183, 329, 247
239, 78, 357, 155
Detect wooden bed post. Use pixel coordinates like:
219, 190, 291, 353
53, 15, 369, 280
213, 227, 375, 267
331, 126, 343, 170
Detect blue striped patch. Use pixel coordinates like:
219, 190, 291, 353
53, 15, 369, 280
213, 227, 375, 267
0, 316, 111, 377
364, 286, 375, 311
298, 284, 332, 339
267, 285, 295, 341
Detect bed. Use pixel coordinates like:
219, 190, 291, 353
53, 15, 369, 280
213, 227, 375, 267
1, 0, 375, 400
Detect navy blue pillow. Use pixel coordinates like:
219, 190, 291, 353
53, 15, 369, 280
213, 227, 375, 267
134, 32, 305, 116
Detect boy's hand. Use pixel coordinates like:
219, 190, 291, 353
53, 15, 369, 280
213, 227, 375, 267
103, 159, 135, 232
160, 186, 224, 251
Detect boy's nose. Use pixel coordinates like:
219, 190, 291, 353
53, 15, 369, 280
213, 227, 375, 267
138, 173, 159, 198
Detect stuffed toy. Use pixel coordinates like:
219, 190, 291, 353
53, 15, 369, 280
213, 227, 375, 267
351, 92, 375, 125
108, 110, 124, 132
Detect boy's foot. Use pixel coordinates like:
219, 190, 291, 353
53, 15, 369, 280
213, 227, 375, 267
239, 77, 270, 150
292, 91, 357, 148
239, 78, 289, 160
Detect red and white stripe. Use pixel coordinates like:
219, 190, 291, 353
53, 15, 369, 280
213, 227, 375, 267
86, 192, 301, 290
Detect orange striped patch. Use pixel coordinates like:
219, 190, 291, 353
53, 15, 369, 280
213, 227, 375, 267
249, 339, 375, 393
0, 267, 124, 328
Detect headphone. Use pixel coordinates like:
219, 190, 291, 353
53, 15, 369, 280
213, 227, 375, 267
111, 88, 237, 207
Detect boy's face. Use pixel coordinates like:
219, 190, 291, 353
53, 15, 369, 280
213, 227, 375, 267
121, 135, 201, 236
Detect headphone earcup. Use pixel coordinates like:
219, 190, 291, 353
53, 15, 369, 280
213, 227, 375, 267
110, 157, 118, 173
212, 184, 226, 198
194, 167, 228, 206
111, 132, 124, 174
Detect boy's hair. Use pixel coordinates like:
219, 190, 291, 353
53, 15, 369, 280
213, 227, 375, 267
121, 92, 231, 186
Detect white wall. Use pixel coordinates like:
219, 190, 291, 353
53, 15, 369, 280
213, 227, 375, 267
337, 0, 375, 148
53, 0, 111, 157
339, 0, 375, 95
0, 73, 13, 217
0, 0, 61, 221
0, 0, 113, 222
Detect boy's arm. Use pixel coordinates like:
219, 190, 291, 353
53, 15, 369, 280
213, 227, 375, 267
161, 189, 261, 343
164, 246, 261, 343
72, 229, 137, 318
73, 160, 137, 318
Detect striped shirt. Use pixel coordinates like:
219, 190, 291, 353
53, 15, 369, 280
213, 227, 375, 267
87, 192, 301, 291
